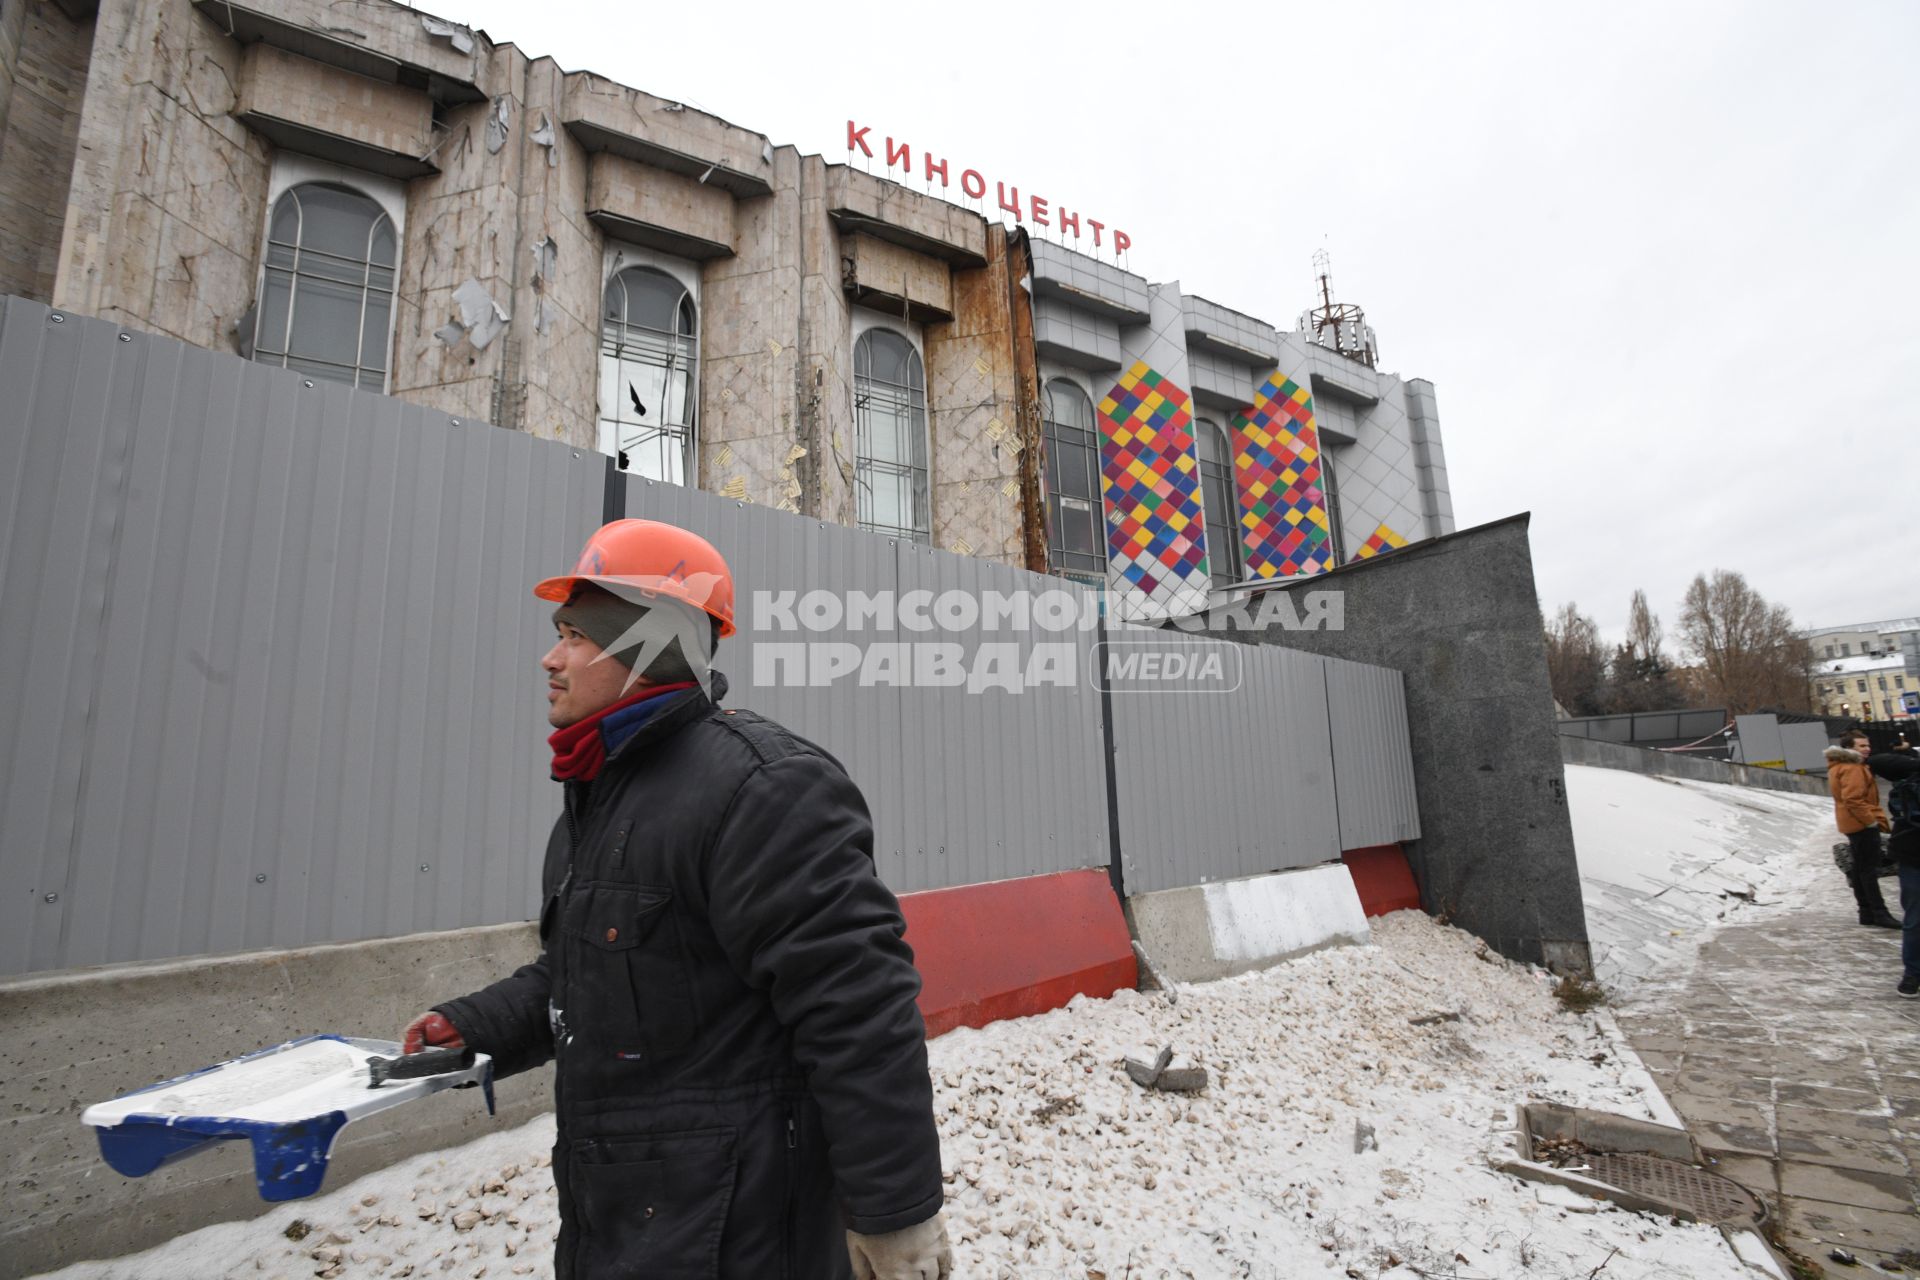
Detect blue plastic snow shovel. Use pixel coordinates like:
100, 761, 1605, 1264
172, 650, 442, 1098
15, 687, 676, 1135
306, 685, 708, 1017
81, 1035, 494, 1201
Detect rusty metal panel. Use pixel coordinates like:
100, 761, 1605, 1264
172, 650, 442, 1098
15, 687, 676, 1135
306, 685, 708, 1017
1323, 656, 1421, 849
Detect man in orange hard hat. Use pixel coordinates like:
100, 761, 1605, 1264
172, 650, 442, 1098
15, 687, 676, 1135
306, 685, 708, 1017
402, 519, 950, 1278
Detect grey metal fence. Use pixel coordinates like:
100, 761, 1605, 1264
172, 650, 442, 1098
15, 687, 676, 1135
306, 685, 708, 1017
0, 297, 1420, 975
0, 297, 604, 974
611, 476, 1111, 895
1105, 634, 1421, 895
1556, 708, 1728, 746
1324, 656, 1421, 850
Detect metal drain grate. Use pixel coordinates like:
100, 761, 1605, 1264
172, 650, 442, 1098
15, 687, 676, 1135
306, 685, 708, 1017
1584, 1152, 1766, 1226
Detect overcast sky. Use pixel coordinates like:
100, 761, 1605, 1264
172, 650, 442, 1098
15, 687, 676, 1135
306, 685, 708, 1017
430, 0, 1918, 647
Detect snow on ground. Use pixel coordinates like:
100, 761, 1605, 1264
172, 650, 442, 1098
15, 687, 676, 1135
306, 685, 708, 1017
1565, 764, 1834, 998
35, 912, 1749, 1280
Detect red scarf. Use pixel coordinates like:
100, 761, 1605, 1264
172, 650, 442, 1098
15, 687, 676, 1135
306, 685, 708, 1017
548, 683, 696, 781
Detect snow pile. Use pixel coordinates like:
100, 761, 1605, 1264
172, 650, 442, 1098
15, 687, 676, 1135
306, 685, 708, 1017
1565, 764, 1833, 997
33, 912, 1750, 1280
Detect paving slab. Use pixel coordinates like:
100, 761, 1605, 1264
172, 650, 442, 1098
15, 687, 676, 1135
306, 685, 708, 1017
1780, 1194, 1920, 1250
1615, 840, 1920, 1273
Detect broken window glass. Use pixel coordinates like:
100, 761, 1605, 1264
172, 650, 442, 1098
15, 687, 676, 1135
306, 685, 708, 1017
599, 267, 698, 485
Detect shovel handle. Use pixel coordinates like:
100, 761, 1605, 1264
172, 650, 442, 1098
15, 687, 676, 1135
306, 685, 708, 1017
367, 1046, 475, 1088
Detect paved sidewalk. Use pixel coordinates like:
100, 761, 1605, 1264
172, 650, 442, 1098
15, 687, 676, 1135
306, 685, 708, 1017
1619, 869, 1920, 1273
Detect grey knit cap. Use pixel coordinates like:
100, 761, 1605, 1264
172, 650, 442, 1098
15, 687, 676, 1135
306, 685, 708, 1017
552, 582, 713, 689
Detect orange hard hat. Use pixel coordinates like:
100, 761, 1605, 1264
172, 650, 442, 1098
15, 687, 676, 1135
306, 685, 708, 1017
534, 519, 736, 637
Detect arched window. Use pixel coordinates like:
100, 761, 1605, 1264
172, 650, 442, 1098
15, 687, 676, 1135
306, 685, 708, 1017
1195, 418, 1242, 586
253, 183, 396, 389
853, 328, 928, 542
1042, 378, 1104, 577
600, 267, 698, 484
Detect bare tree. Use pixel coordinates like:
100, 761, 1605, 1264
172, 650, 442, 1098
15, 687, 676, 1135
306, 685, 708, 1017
1677, 570, 1814, 715
1544, 602, 1609, 716
1607, 589, 1679, 712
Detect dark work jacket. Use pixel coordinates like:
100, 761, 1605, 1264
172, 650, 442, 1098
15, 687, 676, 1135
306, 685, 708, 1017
1869, 751, 1920, 865
435, 674, 943, 1279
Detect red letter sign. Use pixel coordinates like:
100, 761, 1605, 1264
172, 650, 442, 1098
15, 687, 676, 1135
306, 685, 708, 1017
846, 121, 873, 158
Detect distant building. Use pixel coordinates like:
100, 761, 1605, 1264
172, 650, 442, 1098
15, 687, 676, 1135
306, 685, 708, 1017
0, 0, 1454, 622
1806, 619, 1918, 721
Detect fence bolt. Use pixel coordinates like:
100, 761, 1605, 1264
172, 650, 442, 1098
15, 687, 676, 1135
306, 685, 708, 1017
48, 314, 64, 324
571, 451, 580, 459
43, 892, 57, 903
419, 863, 431, 873
450, 418, 461, 426
301, 379, 315, 389
118, 333, 132, 343
255, 873, 267, 883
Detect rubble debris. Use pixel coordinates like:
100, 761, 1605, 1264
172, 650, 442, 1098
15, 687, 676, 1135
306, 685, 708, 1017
1352, 1120, 1377, 1154
1123, 1045, 1207, 1093
436, 280, 510, 352
420, 16, 475, 55
485, 98, 511, 155
1409, 1010, 1464, 1026
530, 114, 558, 167
530, 238, 557, 290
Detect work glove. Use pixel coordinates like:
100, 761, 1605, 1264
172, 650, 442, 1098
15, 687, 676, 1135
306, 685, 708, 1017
401, 1011, 466, 1056
846, 1212, 952, 1280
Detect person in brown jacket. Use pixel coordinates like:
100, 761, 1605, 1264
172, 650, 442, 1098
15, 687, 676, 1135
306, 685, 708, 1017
1827, 730, 1900, 928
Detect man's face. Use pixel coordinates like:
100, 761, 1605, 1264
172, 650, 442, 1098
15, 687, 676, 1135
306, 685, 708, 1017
541, 620, 632, 729
1850, 735, 1872, 756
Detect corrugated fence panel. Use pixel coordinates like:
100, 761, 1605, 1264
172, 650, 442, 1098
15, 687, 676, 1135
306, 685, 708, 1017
0, 300, 137, 972
0, 297, 1423, 971
619, 475, 1108, 894
1109, 631, 1339, 895
0, 299, 603, 973
1324, 656, 1421, 849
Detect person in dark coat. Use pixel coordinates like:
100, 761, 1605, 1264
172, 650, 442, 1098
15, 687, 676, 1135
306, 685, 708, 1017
1864, 740, 1920, 997
401, 519, 950, 1279
1827, 731, 1900, 929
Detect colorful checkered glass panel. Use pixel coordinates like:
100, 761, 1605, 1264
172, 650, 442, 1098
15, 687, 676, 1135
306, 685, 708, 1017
1230, 374, 1333, 579
1095, 362, 1211, 616
1353, 523, 1408, 562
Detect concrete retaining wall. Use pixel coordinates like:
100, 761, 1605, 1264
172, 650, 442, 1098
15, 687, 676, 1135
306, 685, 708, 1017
1127, 863, 1371, 985
1559, 734, 1827, 797
1204, 515, 1592, 974
0, 923, 554, 1276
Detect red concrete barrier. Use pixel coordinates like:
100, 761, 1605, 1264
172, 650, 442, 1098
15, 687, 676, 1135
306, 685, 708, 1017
1341, 844, 1423, 917
899, 868, 1138, 1038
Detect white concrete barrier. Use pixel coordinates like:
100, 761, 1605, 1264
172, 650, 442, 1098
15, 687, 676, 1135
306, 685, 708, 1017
1128, 863, 1371, 984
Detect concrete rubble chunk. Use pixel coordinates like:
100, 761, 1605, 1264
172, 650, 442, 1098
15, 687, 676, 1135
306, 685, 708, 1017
1123, 1044, 1206, 1092
1353, 1120, 1378, 1153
